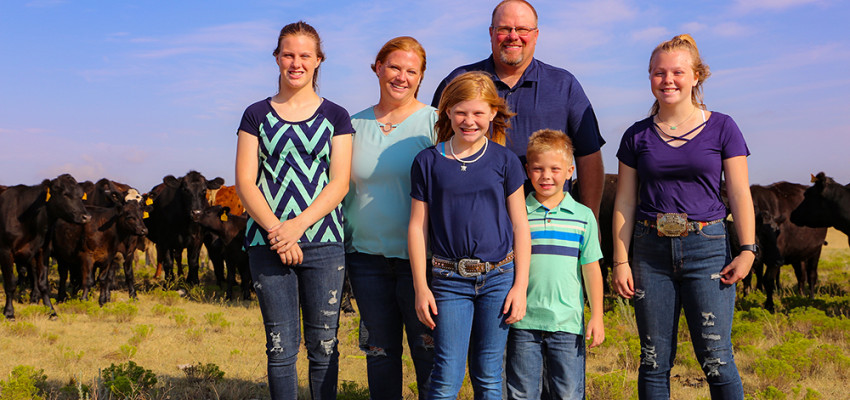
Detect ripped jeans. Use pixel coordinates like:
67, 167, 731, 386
249, 242, 345, 400
347, 252, 434, 399
632, 222, 743, 400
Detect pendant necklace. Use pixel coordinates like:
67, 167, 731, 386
377, 121, 399, 133
448, 137, 488, 171
656, 107, 696, 130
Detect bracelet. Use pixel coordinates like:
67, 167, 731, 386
613, 260, 629, 267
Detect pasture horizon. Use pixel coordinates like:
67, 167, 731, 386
1, 0, 849, 191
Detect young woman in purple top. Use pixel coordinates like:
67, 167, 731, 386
612, 34, 755, 399
409, 71, 531, 400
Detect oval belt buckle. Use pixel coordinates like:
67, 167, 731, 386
457, 258, 482, 277
657, 213, 688, 237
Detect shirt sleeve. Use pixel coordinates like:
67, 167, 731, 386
579, 213, 603, 265
504, 152, 526, 196
325, 102, 355, 136
237, 102, 264, 137
566, 79, 605, 157
719, 114, 750, 159
616, 125, 639, 169
410, 150, 430, 202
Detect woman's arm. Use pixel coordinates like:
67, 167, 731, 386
235, 130, 281, 230
721, 155, 755, 284
612, 161, 638, 298
269, 133, 353, 253
503, 186, 531, 324
409, 198, 437, 329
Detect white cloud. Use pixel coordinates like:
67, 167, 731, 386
712, 22, 754, 37
681, 22, 708, 34
630, 26, 670, 43
733, 0, 825, 13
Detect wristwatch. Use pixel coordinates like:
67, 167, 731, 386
739, 244, 759, 257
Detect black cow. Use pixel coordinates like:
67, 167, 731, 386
145, 171, 223, 284
198, 206, 251, 300
743, 182, 827, 311
54, 197, 148, 304
791, 172, 850, 246
0, 174, 90, 319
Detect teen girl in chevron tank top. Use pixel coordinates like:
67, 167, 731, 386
235, 21, 354, 400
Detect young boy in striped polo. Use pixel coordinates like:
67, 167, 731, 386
506, 129, 605, 400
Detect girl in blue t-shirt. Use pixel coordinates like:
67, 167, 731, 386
235, 21, 353, 400
408, 71, 531, 400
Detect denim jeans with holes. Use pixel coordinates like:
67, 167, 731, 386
346, 251, 434, 400
632, 222, 744, 399
506, 329, 585, 399
248, 242, 345, 400
427, 261, 514, 400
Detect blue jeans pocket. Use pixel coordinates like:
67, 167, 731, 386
634, 222, 652, 238
697, 222, 727, 239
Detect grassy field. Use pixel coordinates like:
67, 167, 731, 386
0, 229, 848, 399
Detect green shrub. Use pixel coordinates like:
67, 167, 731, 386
803, 387, 823, 400
766, 332, 814, 373
5, 321, 38, 337
100, 361, 157, 399
150, 304, 171, 316
338, 380, 370, 400
119, 344, 137, 360
186, 327, 204, 342
732, 320, 765, 347
57, 299, 99, 315
105, 302, 138, 322
752, 386, 786, 400
14, 305, 53, 320
203, 312, 231, 331
148, 288, 181, 306
128, 324, 154, 346
59, 377, 91, 400
587, 370, 636, 400
180, 362, 225, 383
752, 357, 798, 389
0, 365, 47, 400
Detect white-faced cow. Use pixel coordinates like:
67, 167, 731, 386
145, 171, 223, 284
791, 172, 850, 246
0, 174, 91, 319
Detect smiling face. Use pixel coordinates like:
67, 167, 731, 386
490, 1, 538, 68
448, 98, 496, 146
650, 49, 698, 108
526, 149, 574, 205
375, 50, 423, 103
275, 34, 322, 92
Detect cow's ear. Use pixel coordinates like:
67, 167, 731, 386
811, 174, 817, 183
163, 175, 179, 188
109, 190, 125, 206
207, 177, 224, 190
222, 206, 231, 215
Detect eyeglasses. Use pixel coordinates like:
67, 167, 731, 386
492, 25, 537, 37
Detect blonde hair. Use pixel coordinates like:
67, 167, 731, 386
648, 34, 711, 115
527, 129, 574, 164
370, 36, 427, 98
435, 71, 515, 145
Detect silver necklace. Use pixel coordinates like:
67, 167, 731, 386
655, 107, 696, 130
377, 121, 399, 133
448, 137, 488, 171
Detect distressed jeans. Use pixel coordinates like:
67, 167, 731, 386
427, 262, 514, 400
346, 252, 435, 400
632, 222, 744, 400
506, 329, 585, 400
248, 242, 345, 400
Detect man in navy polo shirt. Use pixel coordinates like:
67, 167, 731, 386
432, 0, 605, 217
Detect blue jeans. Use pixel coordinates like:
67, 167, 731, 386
632, 222, 744, 400
427, 261, 514, 400
346, 252, 434, 400
248, 242, 345, 400
506, 329, 585, 399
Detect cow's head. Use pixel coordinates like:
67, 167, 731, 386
790, 172, 838, 228
45, 174, 91, 224
164, 171, 224, 222
119, 200, 148, 236
197, 205, 230, 233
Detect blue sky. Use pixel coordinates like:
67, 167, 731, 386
1, 0, 848, 191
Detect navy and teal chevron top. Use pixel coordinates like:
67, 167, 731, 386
239, 98, 354, 247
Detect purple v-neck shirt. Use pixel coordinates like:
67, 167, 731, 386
616, 112, 749, 222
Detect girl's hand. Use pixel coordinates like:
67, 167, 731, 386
613, 263, 635, 299
277, 242, 303, 265
503, 286, 527, 324
415, 288, 438, 330
586, 316, 605, 348
268, 218, 307, 253
720, 252, 755, 284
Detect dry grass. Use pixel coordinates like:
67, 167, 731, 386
0, 229, 848, 399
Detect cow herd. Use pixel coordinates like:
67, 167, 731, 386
0, 170, 848, 320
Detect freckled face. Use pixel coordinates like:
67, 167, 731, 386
275, 34, 321, 91
650, 50, 698, 107
448, 99, 496, 145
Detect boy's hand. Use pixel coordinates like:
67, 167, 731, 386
415, 288, 438, 330
585, 316, 605, 348
503, 286, 527, 324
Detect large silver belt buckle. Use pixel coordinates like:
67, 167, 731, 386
457, 258, 482, 277
657, 213, 688, 237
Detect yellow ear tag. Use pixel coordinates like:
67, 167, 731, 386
82, 193, 87, 200
46, 188, 51, 202
220, 214, 228, 222
145, 198, 153, 205
143, 211, 149, 219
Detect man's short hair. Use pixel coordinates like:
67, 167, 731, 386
491, 0, 539, 26
527, 129, 574, 163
